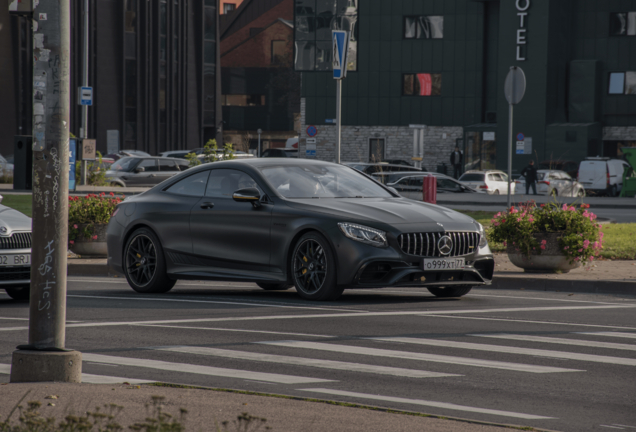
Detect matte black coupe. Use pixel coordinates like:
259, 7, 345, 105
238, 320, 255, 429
107, 159, 494, 301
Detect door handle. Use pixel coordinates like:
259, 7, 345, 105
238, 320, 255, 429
200, 202, 214, 209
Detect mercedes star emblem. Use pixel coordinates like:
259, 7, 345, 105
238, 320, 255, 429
0, 227, 7, 234
437, 235, 453, 256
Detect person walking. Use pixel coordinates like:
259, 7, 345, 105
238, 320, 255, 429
450, 146, 463, 179
521, 160, 538, 195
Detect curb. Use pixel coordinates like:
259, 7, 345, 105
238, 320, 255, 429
490, 277, 636, 295
437, 199, 636, 210
68, 262, 116, 277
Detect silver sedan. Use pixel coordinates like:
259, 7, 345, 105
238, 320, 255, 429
516, 169, 586, 197
0, 195, 31, 300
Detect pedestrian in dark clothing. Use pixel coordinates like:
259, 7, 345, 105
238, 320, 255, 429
450, 147, 463, 179
521, 160, 538, 195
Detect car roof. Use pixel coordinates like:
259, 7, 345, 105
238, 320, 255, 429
463, 170, 504, 174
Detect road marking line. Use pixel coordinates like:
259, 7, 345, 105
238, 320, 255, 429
152, 346, 459, 379
577, 332, 636, 340
297, 388, 555, 420
67, 294, 363, 313
82, 353, 333, 384
136, 324, 333, 338
421, 315, 636, 331
0, 317, 29, 321
258, 341, 583, 374
613, 425, 636, 429
472, 333, 636, 351
0, 304, 633, 332
467, 293, 627, 305
0, 364, 152, 384
600, 426, 625, 429
369, 336, 636, 367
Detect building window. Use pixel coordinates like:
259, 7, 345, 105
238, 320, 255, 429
608, 72, 636, 94
223, 3, 236, 14
610, 12, 636, 36
271, 40, 286, 65
403, 74, 442, 96
222, 95, 266, 106
369, 138, 385, 162
404, 16, 444, 39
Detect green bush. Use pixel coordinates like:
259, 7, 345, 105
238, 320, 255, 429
185, 139, 235, 167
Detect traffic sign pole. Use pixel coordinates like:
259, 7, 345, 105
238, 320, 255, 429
508, 102, 514, 208
336, 79, 342, 164
504, 66, 526, 209
332, 30, 349, 164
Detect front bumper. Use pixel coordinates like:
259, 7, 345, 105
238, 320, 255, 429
0, 247, 31, 286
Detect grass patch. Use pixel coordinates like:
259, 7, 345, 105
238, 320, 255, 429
1, 195, 32, 217
453, 209, 636, 260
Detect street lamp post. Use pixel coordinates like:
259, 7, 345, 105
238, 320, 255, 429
257, 128, 262, 157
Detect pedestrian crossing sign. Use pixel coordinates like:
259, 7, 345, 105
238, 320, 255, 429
332, 30, 349, 79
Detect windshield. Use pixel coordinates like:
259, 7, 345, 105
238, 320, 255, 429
110, 157, 138, 172
260, 164, 393, 199
459, 173, 484, 182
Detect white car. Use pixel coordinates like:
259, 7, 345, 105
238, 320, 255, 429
516, 169, 586, 197
0, 195, 31, 300
578, 157, 630, 196
458, 170, 515, 195
0, 154, 14, 178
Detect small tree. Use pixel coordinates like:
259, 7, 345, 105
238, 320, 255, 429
185, 139, 235, 167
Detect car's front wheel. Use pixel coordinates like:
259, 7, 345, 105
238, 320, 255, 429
4, 285, 30, 300
292, 232, 343, 301
427, 286, 473, 298
123, 228, 176, 294
577, 188, 586, 197
257, 282, 293, 291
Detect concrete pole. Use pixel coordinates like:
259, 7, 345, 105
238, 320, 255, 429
507, 103, 514, 209
336, 79, 342, 164
11, 0, 82, 383
81, 0, 89, 185
215, 0, 223, 146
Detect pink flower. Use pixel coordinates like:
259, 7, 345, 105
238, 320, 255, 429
73, 224, 78, 229
568, 206, 575, 211
562, 204, 568, 210
541, 239, 547, 245
511, 208, 518, 214
493, 222, 499, 227
564, 246, 569, 250
593, 242, 600, 249
578, 248, 583, 252
69, 240, 74, 245
540, 245, 546, 250
517, 218, 522, 222
574, 257, 580, 261
92, 235, 98, 240
528, 217, 534, 223
590, 256, 594, 261
503, 241, 507, 246
583, 240, 590, 249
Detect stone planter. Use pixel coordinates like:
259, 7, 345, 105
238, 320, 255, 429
70, 223, 108, 257
506, 232, 581, 274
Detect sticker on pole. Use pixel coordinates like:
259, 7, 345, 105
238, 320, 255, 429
332, 30, 349, 80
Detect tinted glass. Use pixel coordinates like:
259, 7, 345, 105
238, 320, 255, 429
110, 157, 139, 172
438, 179, 461, 191
138, 159, 158, 172
459, 173, 484, 182
165, 171, 210, 197
261, 164, 393, 199
205, 169, 262, 198
158, 159, 179, 171
609, 73, 625, 94
178, 162, 190, 171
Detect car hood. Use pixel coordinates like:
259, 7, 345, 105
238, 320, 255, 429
0, 205, 32, 234
286, 197, 478, 229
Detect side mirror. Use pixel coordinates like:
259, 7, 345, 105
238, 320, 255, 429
0, 194, 3, 204
233, 187, 262, 208
388, 187, 399, 195
135, 166, 145, 173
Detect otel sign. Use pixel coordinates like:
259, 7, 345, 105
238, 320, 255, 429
516, 0, 530, 61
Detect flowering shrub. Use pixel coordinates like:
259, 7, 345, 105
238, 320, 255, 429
488, 201, 603, 265
68, 192, 122, 245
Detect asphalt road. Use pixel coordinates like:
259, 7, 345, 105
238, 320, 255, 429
1, 278, 636, 432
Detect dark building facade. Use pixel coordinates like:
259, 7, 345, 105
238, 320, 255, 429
0, 0, 219, 157
297, 0, 636, 174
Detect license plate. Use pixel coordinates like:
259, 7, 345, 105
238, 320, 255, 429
0, 254, 31, 267
423, 257, 465, 271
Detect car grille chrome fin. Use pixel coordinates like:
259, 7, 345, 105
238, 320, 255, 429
397, 231, 479, 257
0, 232, 32, 250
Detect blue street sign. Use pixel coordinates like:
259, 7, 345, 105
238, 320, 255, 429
306, 125, 318, 137
516, 132, 525, 141
332, 30, 349, 80
79, 86, 93, 106
69, 138, 77, 191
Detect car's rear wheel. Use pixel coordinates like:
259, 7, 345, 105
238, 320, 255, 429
577, 188, 586, 197
427, 286, 473, 298
292, 232, 343, 301
609, 185, 618, 197
4, 285, 30, 300
257, 282, 293, 291
550, 189, 558, 197
123, 228, 176, 294
493, 190, 500, 195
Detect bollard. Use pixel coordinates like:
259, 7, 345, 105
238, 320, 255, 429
423, 175, 437, 204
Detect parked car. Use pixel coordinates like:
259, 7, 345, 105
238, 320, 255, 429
0, 195, 31, 300
105, 157, 190, 187
371, 171, 430, 185
577, 157, 630, 196
107, 159, 494, 300
104, 150, 153, 161
386, 173, 478, 200
382, 159, 415, 167
159, 149, 202, 159
458, 170, 515, 195
343, 162, 424, 175
0, 154, 14, 177
539, 160, 579, 179
261, 148, 298, 158
516, 169, 585, 197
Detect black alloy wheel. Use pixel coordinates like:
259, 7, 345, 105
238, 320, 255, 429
124, 228, 176, 293
427, 286, 473, 298
292, 232, 343, 301
257, 282, 293, 291
4, 285, 30, 300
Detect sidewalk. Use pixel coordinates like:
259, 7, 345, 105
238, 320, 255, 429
436, 193, 636, 209
0, 382, 548, 432
67, 254, 636, 294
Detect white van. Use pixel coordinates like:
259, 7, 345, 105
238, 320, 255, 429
577, 157, 630, 196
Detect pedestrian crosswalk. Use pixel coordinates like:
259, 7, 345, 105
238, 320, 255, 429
2, 331, 635, 420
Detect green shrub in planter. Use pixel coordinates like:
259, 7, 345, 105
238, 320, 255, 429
68, 193, 122, 247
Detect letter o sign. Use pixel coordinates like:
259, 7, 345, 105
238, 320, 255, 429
516, 0, 530, 11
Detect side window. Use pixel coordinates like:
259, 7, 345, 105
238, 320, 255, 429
178, 162, 190, 171
397, 177, 410, 186
158, 159, 179, 172
165, 171, 210, 197
438, 179, 460, 191
138, 159, 158, 172
487, 174, 495, 181
205, 169, 262, 198
409, 177, 424, 187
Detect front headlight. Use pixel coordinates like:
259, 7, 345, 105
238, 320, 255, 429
338, 223, 388, 248
477, 223, 488, 248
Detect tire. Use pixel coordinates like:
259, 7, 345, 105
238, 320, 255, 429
577, 188, 586, 198
4, 285, 30, 300
427, 286, 473, 298
257, 282, 293, 291
110, 182, 123, 188
123, 228, 176, 294
550, 189, 558, 197
291, 232, 343, 301
493, 190, 500, 195
609, 185, 617, 197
